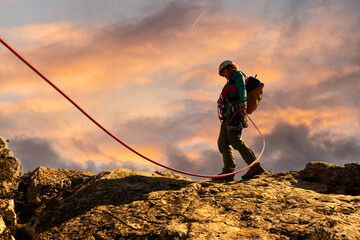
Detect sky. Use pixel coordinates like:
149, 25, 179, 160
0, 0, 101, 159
1, 0, 359, 180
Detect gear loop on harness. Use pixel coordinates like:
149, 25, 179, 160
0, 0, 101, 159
0, 37, 265, 179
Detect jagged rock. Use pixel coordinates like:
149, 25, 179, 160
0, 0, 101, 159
24, 168, 192, 239
1, 136, 359, 240
0, 216, 5, 236
24, 166, 95, 217
0, 137, 23, 198
20, 168, 360, 240
0, 199, 17, 239
342, 163, 360, 195
300, 162, 360, 195
299, 162, 342, 185
0, 216, 6, 233
0, 137, 22, 240
0, 199, 17, 226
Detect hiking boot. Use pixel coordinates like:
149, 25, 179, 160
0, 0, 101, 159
212, 172, 235, 181
241, 165, 265, 180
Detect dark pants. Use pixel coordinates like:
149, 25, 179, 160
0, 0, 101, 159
217, 124, 257, 173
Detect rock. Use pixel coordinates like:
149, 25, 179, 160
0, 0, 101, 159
1, 136, 359, 240
0, 137, 23, 198
24, 166, 95, 217
299, 162, 342, 185
24, 168, 192, 239
343, 162, 360, 195
0, 216, 6, 236
300, 162, 360, 195
0, 137, 21, 240
20, 169, 360, 240
0, 199, 17, 239
0, 199, 17, 226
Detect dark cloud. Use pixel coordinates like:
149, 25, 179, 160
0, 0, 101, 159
278, 0, 314, 33
165, 146, 224, 180
134, 1, 197, 32
260, 122, 360, 173
263, 70, 360, 111
271, 0, 360, 75
97, 0, 205, 48
8, 137, 133, 174
9, 137, 70, 173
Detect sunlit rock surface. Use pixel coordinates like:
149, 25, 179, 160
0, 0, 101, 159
22, 165, 360, 239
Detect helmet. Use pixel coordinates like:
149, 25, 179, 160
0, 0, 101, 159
219, 60, 238, 76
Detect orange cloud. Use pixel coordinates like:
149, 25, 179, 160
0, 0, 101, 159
257, 106, 353, 135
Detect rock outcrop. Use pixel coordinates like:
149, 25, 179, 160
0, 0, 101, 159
0, 137, 23, 198
0, 137, 22, 239
24, 166, 95, 220
18, 168, 360, 240
0, 136, 360, 239
299, 161, 360, 195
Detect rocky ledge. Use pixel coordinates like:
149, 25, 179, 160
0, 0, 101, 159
0, 136, 360, 239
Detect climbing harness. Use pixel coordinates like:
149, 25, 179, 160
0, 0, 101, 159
0, 37, 265, 179
218, 74, 264, 129
217, 79, 245, 130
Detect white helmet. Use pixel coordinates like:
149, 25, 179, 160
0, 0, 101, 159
219, 60, 238, 76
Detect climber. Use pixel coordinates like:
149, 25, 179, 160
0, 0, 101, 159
215, 60, 265, 181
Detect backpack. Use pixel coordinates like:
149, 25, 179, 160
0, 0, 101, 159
245, 75, 264, 114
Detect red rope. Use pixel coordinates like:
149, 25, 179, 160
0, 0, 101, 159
0, 37, 265, 179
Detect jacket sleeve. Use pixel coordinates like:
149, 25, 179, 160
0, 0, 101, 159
232, 71, 247, 104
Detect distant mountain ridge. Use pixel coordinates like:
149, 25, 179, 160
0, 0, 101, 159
1, 136, 360, 239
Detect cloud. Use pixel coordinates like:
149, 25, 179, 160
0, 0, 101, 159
8, 136, 155, 174
9, 137, 70, 172
261, 121, 360, 173
266, 71, 360, 110
165, 145, 223, 179
1, 0, 360, 177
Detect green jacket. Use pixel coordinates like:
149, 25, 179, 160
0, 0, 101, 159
221, 70, 247, 128
224, 70, 247, 109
